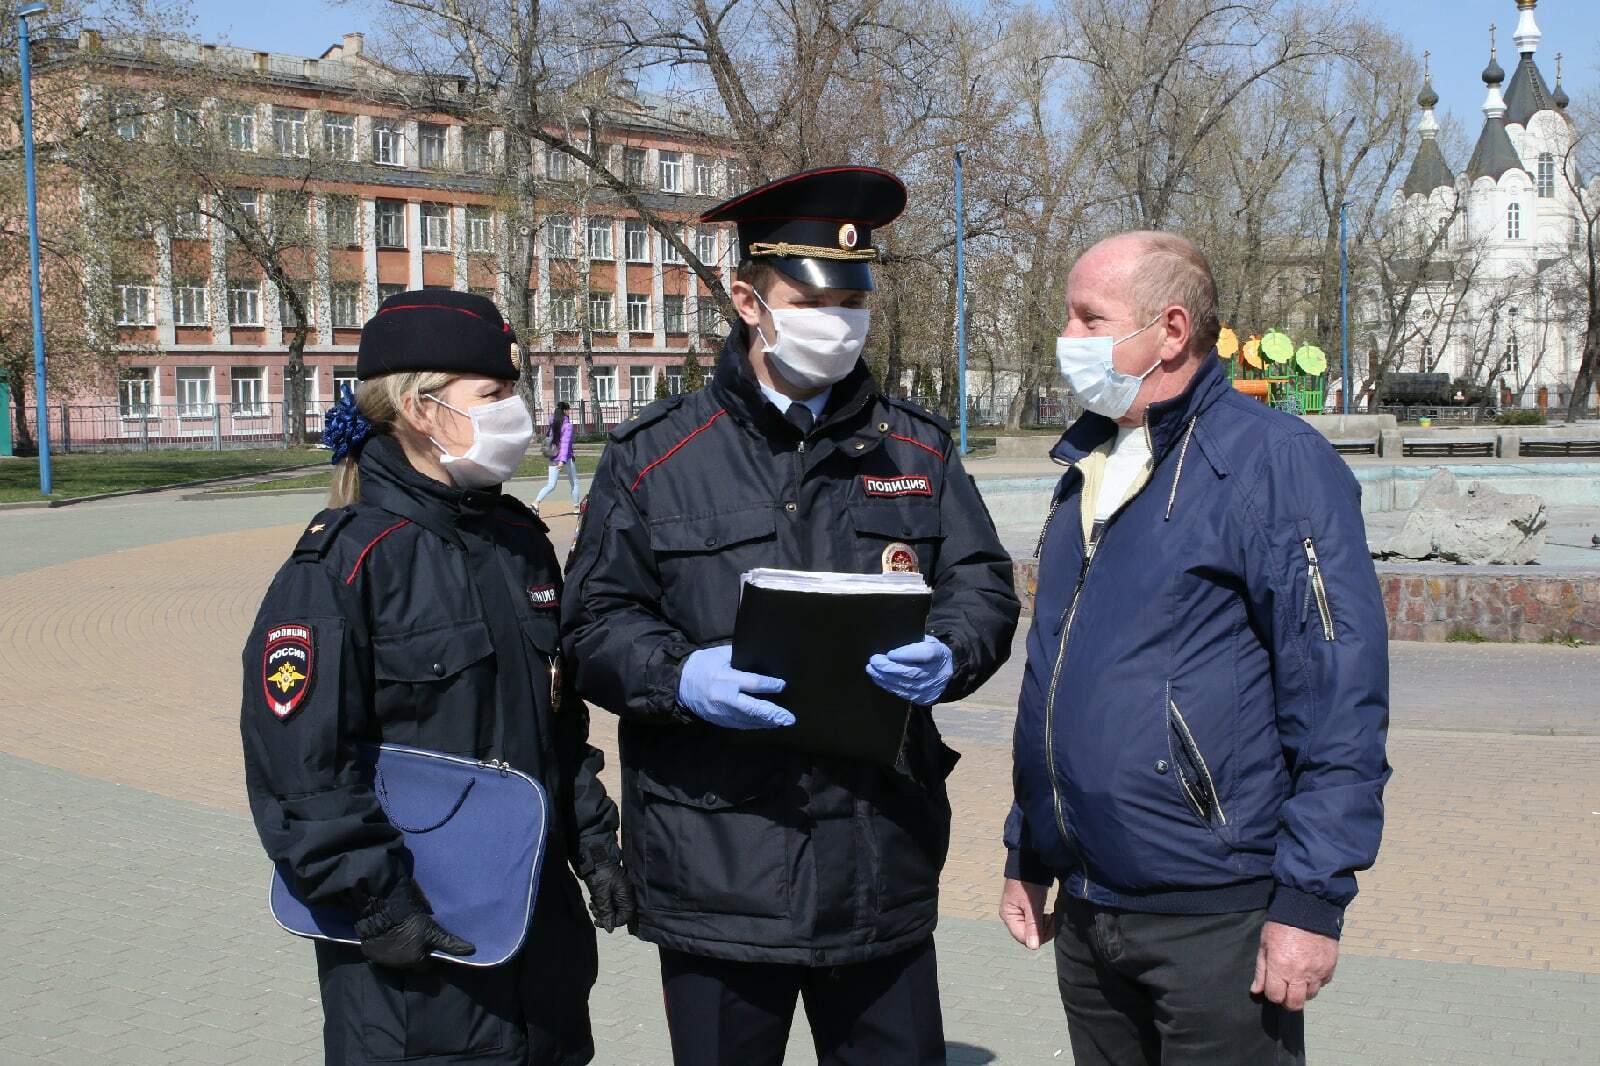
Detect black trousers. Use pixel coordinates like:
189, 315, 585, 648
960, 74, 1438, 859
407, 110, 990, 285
1054, 901, 1306, 1066
659, 939, 945, 1066
316, 871, 599, 1066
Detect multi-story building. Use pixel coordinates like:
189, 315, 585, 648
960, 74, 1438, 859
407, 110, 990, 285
30, 29, 739, 447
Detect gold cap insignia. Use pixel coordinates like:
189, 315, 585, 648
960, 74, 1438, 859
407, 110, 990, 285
839, 223, 859, 250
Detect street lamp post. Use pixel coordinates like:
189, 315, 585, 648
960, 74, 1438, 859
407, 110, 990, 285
18, 3, 52, 494
1339, 199, 1352, 414
954, 147, 968, 455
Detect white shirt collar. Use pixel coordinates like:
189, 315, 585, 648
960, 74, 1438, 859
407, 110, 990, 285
758, 380, 831, 420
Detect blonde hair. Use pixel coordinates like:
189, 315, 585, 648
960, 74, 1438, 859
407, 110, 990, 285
1119, 231, 1223, 356
327, 371, 455, 507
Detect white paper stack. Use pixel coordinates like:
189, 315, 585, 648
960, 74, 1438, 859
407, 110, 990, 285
740, 568, 931, 596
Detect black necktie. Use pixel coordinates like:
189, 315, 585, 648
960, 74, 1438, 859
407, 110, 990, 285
784, 403, 814, 437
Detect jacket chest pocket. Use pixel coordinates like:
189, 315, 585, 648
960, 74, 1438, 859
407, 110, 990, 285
372, 621, 495, 748
848, 503, 941, 575
649, 508, 778, 636
519, 610, 564, 715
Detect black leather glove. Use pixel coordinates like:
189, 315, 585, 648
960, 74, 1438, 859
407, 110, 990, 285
581, 862, 636, 933
354, 878, 476, 970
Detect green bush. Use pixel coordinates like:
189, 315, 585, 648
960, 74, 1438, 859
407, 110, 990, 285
1495, 410, 1546, 426
1445, 627, 1487, 643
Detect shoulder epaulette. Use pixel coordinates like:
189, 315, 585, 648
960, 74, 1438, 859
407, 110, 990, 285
291, 508, 356, 559
610, 393, 689, 442
885, 395, 953, 435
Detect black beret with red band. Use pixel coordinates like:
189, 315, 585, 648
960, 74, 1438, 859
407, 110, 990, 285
357, 289, 519, 381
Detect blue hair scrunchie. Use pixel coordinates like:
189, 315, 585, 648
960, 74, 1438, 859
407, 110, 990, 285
322, 384, 373, 465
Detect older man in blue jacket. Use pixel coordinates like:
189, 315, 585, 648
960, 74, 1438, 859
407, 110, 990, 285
1001, 231, 1389, 1064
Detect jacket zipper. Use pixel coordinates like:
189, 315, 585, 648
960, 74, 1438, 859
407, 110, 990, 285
1167, 693, 1227, 826
1033, 497, 1064, 559
1041, 414, 1157, 890
1302, 538, 1335, 641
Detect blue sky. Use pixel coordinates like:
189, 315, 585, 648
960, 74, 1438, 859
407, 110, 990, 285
188, 0, 1598, 134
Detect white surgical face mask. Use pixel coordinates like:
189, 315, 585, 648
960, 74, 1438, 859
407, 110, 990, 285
1054, 315, 1164, 420
425, 393, 534, 489
754, 291, 870, 390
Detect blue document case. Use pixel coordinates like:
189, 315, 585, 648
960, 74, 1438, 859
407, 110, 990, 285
269, 743, 549, 968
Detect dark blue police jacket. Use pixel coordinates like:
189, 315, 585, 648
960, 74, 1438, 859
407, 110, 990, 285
1006, 354, 1390, 940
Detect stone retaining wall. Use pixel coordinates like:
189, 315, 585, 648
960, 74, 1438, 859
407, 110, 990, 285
1010, 559, 1600, 643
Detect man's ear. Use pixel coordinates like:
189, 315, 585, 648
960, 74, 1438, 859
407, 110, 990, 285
730, 279, 763, 328
1160, 305, 1192, 362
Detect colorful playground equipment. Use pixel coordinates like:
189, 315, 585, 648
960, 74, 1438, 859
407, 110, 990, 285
1217, 326, 1327, 415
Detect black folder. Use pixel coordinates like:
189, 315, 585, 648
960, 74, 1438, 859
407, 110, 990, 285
731, 570, 932, 765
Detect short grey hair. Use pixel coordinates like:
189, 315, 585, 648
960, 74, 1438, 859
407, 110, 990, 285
1121, 231, 1222, 356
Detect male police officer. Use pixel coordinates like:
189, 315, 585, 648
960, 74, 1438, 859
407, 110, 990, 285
562, 167, 1020, 1065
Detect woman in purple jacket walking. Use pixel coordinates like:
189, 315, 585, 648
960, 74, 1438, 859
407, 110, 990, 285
535, 401, 580, 512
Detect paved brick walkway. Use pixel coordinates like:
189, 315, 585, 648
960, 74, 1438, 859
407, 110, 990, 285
2, 478, 1599, 1063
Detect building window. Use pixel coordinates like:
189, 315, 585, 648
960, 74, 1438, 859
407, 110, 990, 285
327, 196, 358, 245
173, 281, 208, 326
224, 106, 255, 152
273, 107, 308, 157
331, 283, 361, 327
548, 291, 578, 331
546, 215, 573, 258
115, 279, 154, 326
323, 113, 356, 160
270, 192, 308, 240
1537, 153, 1555, 198
587, 217, 614, 260
696, 230, 718, 265
233, 188, 260, 229
300, 367, 321, 416
417, 123, 448, 168
623, 147, 647, 185
591, 366, 618, 403
230, 367, 267, 414
228, 282, 262, 326
694, 160, 713, 196
466, 208, 493, 253
173, 200, 206, 239
171, 106, 201, 146
662, 232, 685, 264
624, 219, 650, 262
377, 282, 406, 306
588, 292, 614, 331
626, 293, 650, 333
421, 203, 451, 250
554, 365, 580, 404
464, 130, 492, 173
659, 150, 682, 193
663, 295, 687, 333
280, 291, 312, 329
631, 366, 654, 401
376, 200, 406, 248
1507, 201, 1522, 240
697, 301, 722, 336
372, 121, 404, 166
1504, 333, 1521, 378
545, 147, 571, 181
664, 365, 684, 395
332, 366, 359, 403
725, 165, 745, 195
176, 367, 214, 416
118, 368, 154, 418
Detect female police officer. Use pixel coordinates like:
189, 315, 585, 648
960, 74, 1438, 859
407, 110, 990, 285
240, 290, 630, 1066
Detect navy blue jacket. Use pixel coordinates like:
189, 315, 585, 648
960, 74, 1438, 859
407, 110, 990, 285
1006, 355, 1389, 939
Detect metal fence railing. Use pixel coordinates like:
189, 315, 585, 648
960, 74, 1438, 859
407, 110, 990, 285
44, 402, 310, 453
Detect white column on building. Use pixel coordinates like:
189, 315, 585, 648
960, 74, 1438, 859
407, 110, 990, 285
494, 213, 513, 309
651, 231, 666, 347
355, 114, 374, 164
209, 192, 231, 343
361, 198, 379, 318
452, 205, 469, 290
402, 119, 420, 168
446, 124, 464, 171
154, 224, 176, 348
613, 221, 628, 349
407, 201, 424, 288
262, 194, 284, 346
537, 229, 553, 350
311, 193, 333, 345
489, 129, 506, 173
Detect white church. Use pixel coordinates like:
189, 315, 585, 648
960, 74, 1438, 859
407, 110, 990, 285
1388, 0, 1595, 411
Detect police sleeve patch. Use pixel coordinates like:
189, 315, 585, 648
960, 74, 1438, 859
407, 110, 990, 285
262, 624, 315, 719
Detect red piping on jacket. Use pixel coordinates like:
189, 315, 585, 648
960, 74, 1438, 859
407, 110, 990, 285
345, 519, 411, 585
630, 409, 729, 492
889, 432, 945, 461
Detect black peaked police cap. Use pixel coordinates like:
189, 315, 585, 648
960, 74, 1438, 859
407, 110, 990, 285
357, 289, 520, 381
699, 166, 907, 291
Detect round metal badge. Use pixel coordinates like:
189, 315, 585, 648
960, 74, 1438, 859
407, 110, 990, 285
881, 542, 920, 574
838, 223, 859, 250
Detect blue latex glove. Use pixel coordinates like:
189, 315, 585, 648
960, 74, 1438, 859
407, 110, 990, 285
677, 645, 794, 730
866, 636, 955, 706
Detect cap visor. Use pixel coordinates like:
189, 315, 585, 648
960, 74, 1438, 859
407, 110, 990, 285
770, 257, 874, 292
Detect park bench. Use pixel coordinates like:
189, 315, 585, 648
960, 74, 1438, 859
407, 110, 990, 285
1518, 437, 1600, 457
1401, 436, 1497, 458
1330, 437, 1380, 456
